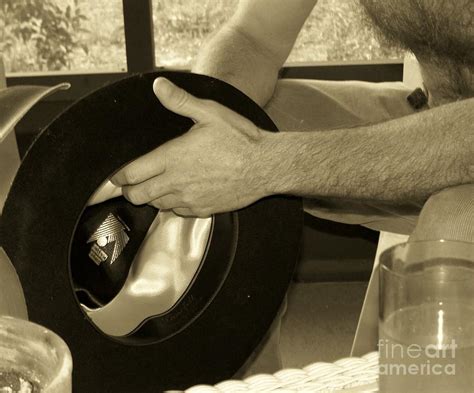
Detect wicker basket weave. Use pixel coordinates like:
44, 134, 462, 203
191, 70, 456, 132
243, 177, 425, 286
186, 352, 379, 392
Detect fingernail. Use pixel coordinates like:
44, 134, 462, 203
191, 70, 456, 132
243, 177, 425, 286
153, 77, 173, 96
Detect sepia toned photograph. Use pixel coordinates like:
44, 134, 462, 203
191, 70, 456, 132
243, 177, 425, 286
0, 1, 473, 392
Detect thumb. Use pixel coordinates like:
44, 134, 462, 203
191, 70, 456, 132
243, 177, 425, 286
153, 77, 209, 122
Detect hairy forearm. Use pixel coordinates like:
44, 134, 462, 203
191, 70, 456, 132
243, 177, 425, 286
192, 24, 280, 106
259, 98, 474, 204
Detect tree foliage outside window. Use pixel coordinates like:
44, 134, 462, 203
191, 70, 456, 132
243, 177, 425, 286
153, 0, 405, 67
0, 0, 125, 73
1, 0, 89, 71
153, 0, 239, 67
1, 0, 403, 73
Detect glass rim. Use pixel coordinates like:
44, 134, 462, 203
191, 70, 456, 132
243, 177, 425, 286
0, 315, 73, 389
380, 239, 474, 277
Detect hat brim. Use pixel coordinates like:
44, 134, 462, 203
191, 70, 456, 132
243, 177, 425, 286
0, 72, 302, 392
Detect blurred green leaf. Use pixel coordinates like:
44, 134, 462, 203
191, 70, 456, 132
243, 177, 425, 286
2, 0, 90, 71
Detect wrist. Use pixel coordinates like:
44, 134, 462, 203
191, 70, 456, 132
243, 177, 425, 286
251, 131, 296, 197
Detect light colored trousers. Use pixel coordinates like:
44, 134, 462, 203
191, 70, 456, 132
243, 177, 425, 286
237, 78, 474, 376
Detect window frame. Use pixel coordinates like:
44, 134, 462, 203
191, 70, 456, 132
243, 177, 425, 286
5, 0, 404, 100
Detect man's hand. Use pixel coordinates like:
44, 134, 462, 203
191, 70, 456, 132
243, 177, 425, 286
111, 77, 274, 217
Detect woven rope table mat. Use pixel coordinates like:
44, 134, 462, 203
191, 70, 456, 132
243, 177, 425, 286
185, 352, 379, 392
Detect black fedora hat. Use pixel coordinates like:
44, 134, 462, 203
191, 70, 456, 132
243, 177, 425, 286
0, 71, 302, 392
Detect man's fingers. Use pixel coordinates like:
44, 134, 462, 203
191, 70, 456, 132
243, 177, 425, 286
172, 208, 196, 217
111, 148, 166, 186
112, 78, 220, 188
149, 194, 181, 210
122, 176, 172, 205
173, 207, 212, 218
88, 180, 123, 205
153, 77, 210, 122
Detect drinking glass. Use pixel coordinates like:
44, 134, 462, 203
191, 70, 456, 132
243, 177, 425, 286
0, 316, 72, 392
379, 240, 474, 393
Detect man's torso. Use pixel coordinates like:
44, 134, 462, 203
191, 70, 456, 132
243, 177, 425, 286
361, 0, 474, 107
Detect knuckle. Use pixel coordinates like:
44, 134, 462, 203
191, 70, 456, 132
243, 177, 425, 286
204, 99, 223, 117
123, 186, 142, 205
180, 190, 196, 206
181, 194, 191, 205
142, 183, 155, 201
122, 168, 138, 184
